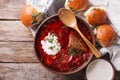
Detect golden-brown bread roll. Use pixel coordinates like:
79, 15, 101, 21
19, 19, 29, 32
96, 24, 116, 47
65, 0, 88, 12
20, 5, 44, 28
84, 7, 107, 25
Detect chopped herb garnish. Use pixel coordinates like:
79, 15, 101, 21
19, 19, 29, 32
32, 20, 37, 24
69, 7, 74, 11
68, 0, 72, 2
68, 47, 83, 56
68, 48, 76, 55
93, 8, 99, 10
46, 38, 54, 43
32, 12, 41, 18
32, 12, 41, 24
76, 44, 81, 48
45, 34, 55, 43
49, 46, 54, 50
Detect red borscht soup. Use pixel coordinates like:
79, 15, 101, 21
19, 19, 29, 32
35, 16, 93, 72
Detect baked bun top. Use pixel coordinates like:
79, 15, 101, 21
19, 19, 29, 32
20, 5, 37, 27
84, 7, 107, 26
96, 24, 116, 47
65, 0, 88, 12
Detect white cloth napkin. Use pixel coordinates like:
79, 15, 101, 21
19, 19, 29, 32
26, 0, 120, 71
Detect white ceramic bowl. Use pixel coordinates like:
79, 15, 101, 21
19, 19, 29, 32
86, 59, 115, 80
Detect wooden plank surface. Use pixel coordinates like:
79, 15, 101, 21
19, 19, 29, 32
0, 21, 33, 41
0, 42, 39, 62
0, 63, 120, 80
0, 0, 25, 19
0, 63, 85, 80
0, 21, 38, 62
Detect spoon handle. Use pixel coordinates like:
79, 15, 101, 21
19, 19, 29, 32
75, 26, 101, 58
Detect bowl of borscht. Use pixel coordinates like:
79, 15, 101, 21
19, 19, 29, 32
34, 14, 95, 74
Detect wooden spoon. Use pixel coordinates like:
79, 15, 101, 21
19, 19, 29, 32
58, 8, 101, 58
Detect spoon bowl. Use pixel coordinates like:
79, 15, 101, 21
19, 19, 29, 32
58, 8, 77, 27
58, 8, 101, 58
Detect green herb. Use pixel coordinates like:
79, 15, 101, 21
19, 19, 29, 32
76, 44, 81, 48
49, 46, 54, 50
45, 34, 55, 43
69, 7, 74, 11
93, 8, 97, 10
32, 20, 37, 24
68, 0, 72, 2
68, 47, 84, 56
32, 12, 41, 18
68, 48, 76, 55
46, 38, 54, 43
32, 12, 41, 24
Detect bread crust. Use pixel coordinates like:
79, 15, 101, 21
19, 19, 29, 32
96, 24, 116, 47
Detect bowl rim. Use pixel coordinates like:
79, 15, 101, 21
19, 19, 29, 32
34, 14, 95, 74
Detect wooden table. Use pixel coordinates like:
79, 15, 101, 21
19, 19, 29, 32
0, 0, 120, 80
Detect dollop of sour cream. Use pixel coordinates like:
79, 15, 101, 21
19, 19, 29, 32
41, 33, 61, 55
